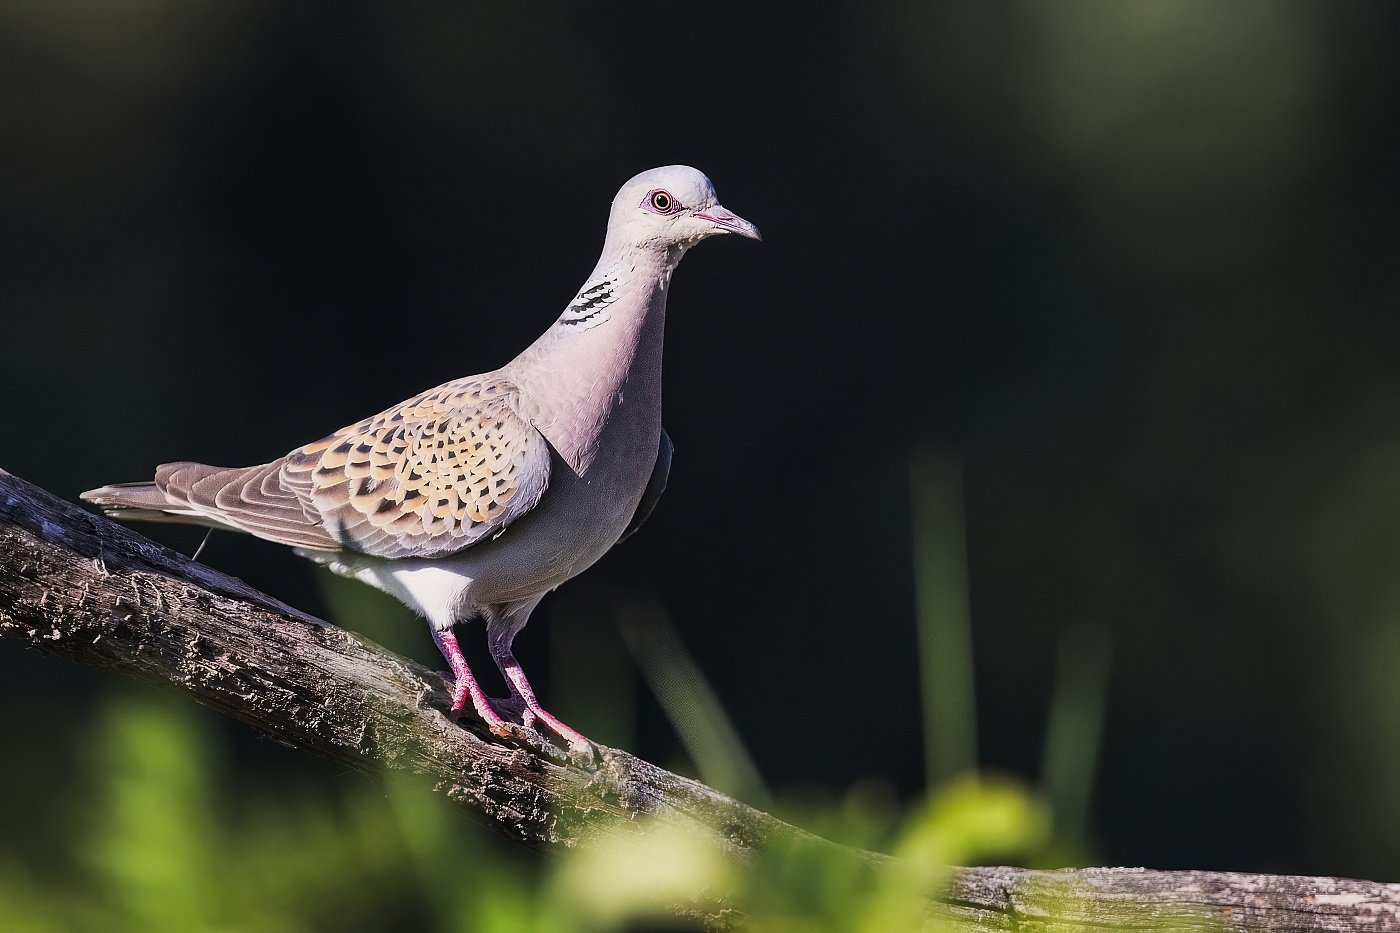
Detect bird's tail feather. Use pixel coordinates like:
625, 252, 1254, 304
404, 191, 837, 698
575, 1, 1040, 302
81, 480, 232, 529
81, 461, 340, 550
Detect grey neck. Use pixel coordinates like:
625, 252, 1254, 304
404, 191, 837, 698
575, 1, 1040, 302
506, 244, 680, 475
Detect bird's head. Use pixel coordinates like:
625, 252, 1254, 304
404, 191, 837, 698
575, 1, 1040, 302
604, 165, 761, 256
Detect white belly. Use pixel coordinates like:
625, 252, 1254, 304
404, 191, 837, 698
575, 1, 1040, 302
300, 439, 654, 630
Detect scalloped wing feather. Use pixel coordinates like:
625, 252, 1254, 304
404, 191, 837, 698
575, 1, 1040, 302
281, 377, 550, 559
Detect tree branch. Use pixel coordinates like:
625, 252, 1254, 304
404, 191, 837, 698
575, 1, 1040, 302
1, 467, 1396, 931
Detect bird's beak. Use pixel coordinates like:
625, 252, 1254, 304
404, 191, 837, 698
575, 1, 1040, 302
694, 205, 762, 241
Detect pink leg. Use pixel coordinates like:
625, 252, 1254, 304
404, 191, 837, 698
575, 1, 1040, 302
490, 644, 592, 750
431, 627, 513, 738
484, 609, 591, 750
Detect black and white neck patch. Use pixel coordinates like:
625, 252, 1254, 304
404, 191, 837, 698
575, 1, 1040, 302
560, 275, 623, 329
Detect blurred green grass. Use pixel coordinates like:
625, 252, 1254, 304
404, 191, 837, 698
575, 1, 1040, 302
0, 690, 1052, 932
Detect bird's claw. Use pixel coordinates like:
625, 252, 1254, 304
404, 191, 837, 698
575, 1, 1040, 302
438, 677, 595, 765
488, 721, 528, 741
497, 704, 596, 765
488, 695, 539, 730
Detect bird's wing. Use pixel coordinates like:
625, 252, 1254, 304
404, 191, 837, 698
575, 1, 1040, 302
281, 375, 551, 559
617, 428, 672, 544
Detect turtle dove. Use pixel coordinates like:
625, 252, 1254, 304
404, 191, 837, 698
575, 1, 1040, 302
82, 165, 760, 753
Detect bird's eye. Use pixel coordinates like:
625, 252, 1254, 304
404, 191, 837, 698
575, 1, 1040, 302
649, 190, 675, 213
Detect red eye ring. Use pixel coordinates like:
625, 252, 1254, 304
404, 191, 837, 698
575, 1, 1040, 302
647, 189, 678, 214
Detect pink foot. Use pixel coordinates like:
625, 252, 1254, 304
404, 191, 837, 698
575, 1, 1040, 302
432, 628, 515, 739
492, 646, 594, 755
432, 627, 589, 757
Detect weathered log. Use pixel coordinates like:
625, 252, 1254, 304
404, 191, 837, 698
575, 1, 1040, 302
934, 867, 1400, 931
1, 467, 1396, 931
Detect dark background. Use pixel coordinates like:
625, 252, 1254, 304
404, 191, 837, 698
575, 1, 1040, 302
2, 0, 1399, 882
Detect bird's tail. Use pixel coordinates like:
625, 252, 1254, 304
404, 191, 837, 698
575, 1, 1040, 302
81, 461, 339, 550
82, 476, 228, 528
